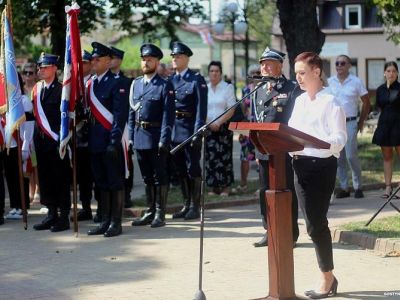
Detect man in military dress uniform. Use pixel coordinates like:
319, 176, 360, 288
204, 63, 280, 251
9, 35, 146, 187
169, 42, 208, 220
86, 42, 129, 237
253, 47, 301, 247
110, 46, 135, 209
32, 53, 72, 232
129, 43, 175, 228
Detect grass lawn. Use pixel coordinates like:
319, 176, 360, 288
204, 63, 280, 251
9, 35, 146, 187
340, 215, 400, 238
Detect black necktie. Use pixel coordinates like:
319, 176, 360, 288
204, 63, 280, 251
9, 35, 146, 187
93, 78, 99, 89
175, 74, 181, 81
144, 80, 148, 87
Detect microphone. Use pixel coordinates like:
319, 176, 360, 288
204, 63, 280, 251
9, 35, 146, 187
247, 75, 279, 82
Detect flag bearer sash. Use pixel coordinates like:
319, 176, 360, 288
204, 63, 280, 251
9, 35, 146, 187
32, 82, 59, 141
87, 79, 113, 130
87, 78, 129, 178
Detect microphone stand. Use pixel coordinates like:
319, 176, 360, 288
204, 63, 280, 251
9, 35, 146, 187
170, 77, 274, 300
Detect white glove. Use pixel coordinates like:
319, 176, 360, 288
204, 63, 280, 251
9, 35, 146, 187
21, 150, 29, 161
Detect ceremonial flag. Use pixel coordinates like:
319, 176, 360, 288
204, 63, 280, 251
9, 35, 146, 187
2, 7, 25, 148
59, 3, 84, 159
0, 49, 6, 113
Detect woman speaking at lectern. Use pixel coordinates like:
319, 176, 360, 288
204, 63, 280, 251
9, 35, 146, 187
288, 52, 347, 299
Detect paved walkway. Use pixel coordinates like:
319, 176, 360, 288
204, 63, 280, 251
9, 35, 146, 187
1, 189, 400, 299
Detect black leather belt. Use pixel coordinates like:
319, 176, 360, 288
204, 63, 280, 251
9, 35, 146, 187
175, 111, 192, 118
293, 155, 332, 160
135, 121, 161, 129
346, 116, 357, 122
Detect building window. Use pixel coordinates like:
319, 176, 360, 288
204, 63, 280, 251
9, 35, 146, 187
345, 5, 362, 29
350, 58, 358, 76
367, 59, 385, 90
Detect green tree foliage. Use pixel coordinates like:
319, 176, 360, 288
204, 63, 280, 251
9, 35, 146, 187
370, 0, 400, 44
0, 0, 204, 58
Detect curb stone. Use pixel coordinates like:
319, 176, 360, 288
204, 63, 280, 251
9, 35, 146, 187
332, 229, 400, 255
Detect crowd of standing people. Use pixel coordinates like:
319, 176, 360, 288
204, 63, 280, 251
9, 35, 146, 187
1, 35, 397, 298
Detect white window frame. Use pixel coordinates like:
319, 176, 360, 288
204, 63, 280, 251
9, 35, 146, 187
345, 4, 362, 29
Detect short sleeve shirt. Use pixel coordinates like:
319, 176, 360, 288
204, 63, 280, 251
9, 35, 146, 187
327, 74, 368, 117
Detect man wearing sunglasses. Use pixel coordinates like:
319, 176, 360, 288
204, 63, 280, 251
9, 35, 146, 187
328, 55, 371, 199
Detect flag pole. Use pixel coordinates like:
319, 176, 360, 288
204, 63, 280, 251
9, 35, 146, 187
72, 115, 78, 235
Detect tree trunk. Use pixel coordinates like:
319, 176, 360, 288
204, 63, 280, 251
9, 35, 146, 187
276, 0, 325, 78
49, 0, 67, 60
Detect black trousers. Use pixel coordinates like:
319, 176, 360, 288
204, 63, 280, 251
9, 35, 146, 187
36, 148, 71, 210
90, 147, 125, 191
171, 143, 201, 178
136, 149, 168, 185
258, 155, 299, 241
3, 148, 30, 209
292, 155, 337, 272
76, 147, 93, 207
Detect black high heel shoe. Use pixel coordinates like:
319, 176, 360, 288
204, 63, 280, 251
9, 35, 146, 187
305, 277, 338, 299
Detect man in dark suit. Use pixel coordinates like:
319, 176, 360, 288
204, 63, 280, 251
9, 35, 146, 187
253, 47, 302, 247
110, 46, 135, 209
32, 53, 72, 232
129, 43, 175, 228
86, 42, 129, 237
169, 42, 208, 220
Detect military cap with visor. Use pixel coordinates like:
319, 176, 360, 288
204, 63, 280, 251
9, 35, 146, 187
140, 43, 163, 59
91, 42, 113, 58
110, 46, 125, 59
37, 53, 59, 67
259, 47, 286, 63
170, 41, 193, 57
82, 50, 92, 62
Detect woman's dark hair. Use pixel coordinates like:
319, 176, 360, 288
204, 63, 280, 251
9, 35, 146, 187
384, 61, 398, 73
18, 72, 25, 95
294, 52, 323, 77
208, 60, 222, 73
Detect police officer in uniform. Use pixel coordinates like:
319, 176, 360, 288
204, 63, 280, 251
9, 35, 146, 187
110, 46, 135, 209
129, 43, 175, 228
33, 53, 72, 232
169, 42, 208, 220
87, 42, 129, 237
253, 47, 301, 247
74, 50, 94, 221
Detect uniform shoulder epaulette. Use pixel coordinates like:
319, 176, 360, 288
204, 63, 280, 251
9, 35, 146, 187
136, 75, 144, 80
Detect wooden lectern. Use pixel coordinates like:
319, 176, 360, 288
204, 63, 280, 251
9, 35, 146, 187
229, 122, 330, 300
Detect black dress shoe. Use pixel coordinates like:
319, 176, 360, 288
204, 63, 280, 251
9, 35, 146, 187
335, 189, 350, 198
0, 217, 4, 225
354, 189, 364, 198
253, 233, 268, 247
104, 222, 122, 237
184, 208, 200, 220
87, 221, 110, 235
50, 219, 70, 232
305, 277, 338, 299
33, 216, 58, 231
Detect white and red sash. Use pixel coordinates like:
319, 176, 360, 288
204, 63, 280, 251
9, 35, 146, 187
32, 82, 59, 141
87, 79, 113, 131
87, 78, 129, 178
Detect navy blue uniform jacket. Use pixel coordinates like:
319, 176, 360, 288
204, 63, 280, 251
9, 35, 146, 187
128, 74, 175, 150
170, 69, 208, 143
88, 70, 129, 153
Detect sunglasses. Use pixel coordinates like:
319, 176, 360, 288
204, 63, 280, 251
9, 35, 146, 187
23, 71, 34, 75
335, 61, 347, 67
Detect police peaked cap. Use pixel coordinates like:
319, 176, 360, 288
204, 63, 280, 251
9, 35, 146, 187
170, 41, 193, 57
110, 46, 125, 59
82, 50, 92, 62
37, 52, 59, 67
140, 43, 163, 59
259, 47, 286, 63
91, 42, 113, 58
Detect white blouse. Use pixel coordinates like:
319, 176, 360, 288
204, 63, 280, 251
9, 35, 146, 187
206, 80, 236, 122
288, 88, 347, 158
